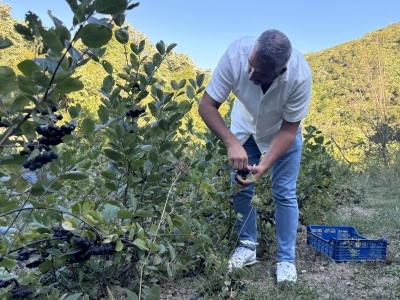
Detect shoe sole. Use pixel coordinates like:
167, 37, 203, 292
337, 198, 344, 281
227, 260, 259, 272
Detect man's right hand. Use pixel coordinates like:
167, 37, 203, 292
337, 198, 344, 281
227, 143, 248, 170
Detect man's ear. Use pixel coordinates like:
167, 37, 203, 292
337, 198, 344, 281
279, 67, 287, 75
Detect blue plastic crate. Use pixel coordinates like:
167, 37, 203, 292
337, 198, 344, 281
307, 225, 387, 262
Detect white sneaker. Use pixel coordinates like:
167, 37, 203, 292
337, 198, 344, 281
227, 247, 257, 272
276, 262, 297, 283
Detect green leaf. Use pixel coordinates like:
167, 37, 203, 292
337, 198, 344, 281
14, 24, 34, 41
79, 24, 113, 48
56, 77, 84, 93
124, 289, 138, 300
152, 53, 163, 67
104, 149, 124, 162
96, 0, 127, 14
0, 36, 13, 49
0, 66, 17, 96
36, 227, 53, 234
17, 75, 37, 95
138, 40, 145, 53
102, 75, 114, 93
178, 100, 192, 114
0, 257, 15, 269
47, 248, 62, 257
156, 41, 165, 55
10, 95, 31, 113
144, 63, 154, 76
117, 209, 133, 219
134, 209, 153, 218
140, 145, 153, 151
115, 240, 124, 251
64, 293, 82, 300
102, 60, 113, 75
39, 27, 64, 55
166, 43, 177, 53
196, 73, 205, 87
68, 105, 80, 118
28, 200, 48, 209
171, 80, 179, 91
113, 13, 125, 26
146, 174, 162, 183
127, 2, 140, 10
145, 285, 162, 300
148, 150, 158, 165
0, 273, 18, 280
186, 85, 195, 99
17, 60, 41, 77
107, 286, 115, 300
105, 181, 117, 191
133, 238, 148, 250
115, 28, 129, 44
81, 117, 95, 135
101, 170, 116, 180
59, 171, 88, 180
178, 79, 186, 89
1, 154, 26, 165
98, 105, 110, 124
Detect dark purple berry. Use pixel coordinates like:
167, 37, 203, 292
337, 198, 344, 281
34, 161, 43, 169
22, 161, 31, 168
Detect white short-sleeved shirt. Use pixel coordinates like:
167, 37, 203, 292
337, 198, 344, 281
206, 36, 312, 153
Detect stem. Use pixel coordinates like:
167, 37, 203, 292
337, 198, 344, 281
7, 209, 34, 256
138, 170, 181, 299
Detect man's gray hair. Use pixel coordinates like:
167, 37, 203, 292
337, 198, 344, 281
255, 29, 292, 72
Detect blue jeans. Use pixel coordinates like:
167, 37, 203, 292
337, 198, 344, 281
232, 131, 302, 262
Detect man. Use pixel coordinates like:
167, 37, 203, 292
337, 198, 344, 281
198, 29, 312, 283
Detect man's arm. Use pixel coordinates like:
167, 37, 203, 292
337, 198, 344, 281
198, 91, 249, 170
258, 119, 300, 171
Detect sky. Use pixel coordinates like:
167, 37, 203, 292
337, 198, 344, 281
3, 0, 400, 69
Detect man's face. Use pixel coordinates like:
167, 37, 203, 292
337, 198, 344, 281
247, 50, 280, 86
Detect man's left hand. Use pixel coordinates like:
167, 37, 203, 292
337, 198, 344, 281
235, 164, 266, 188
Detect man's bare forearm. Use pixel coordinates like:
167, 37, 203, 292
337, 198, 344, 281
259, 121, 300, 171
198, 92, 240, 148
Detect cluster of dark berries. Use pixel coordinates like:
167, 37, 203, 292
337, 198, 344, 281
138, 174, 147, 184
22, 152, 59, 171
126, 108, 146, 118
36, 124, 75, 146
69, 237, 115, 263
20, 118, 75, 170
87, 244, 114, 256
235, 169, 250, 180
9, 285, 33, 299
52, 226, 73, 241
26, 259, 43, 268
202, 211, 213, 218
0, 279, 14, 288
16, 249, 36, 261
74, 236, 95, 248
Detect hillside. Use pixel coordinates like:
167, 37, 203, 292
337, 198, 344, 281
304, 23, 400, 163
